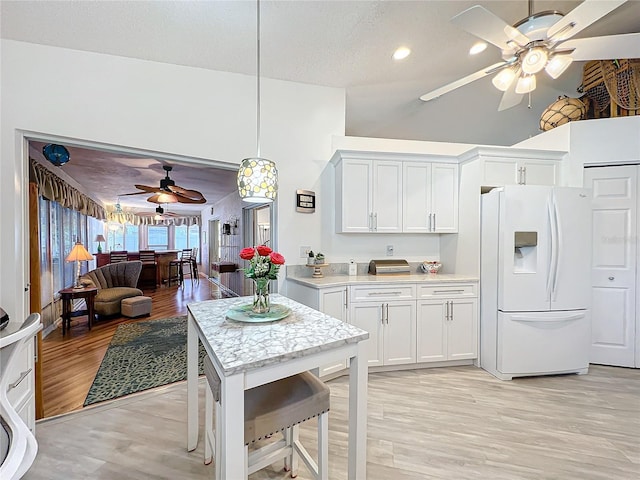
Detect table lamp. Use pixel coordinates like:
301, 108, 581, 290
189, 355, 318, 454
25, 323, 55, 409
66, 240, 94, 289
95, 234, 106, 253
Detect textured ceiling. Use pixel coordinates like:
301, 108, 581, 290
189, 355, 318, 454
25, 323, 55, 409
5, 1, 640, 210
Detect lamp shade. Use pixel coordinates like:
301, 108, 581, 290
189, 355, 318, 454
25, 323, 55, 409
66, 242, 94, 262
237, 157, 278, 203
515, 74, 537, 94
95, 234, 106, 243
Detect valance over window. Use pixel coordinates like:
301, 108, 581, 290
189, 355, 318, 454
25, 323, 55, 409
30, 159, 106, 220
106, 210, 201, 226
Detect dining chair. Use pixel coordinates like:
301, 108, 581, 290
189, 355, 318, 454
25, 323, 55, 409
137, 250, 157, 290
109, 250, 128, 264
177, 248, 198, 286
203, 356, 329, 480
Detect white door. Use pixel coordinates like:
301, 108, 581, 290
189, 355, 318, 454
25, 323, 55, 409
497, 310, 590, 375
373, 161, 403, 233
383, 301, 416, 365
319, 287, 348, 376
550, 187, 592, 310
584, 166, 638, 367
340, 159, 373, 233
498, 186, 554, 312
521, 159, 558, 186
350, 302, 384, 367
431, 163, 459, 233
482, 157, 519, 186
448, 298, 478, 360
402, 162, 430, 233
416, 301, 446, 362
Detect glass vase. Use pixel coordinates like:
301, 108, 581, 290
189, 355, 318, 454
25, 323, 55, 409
252, 278, 270, 314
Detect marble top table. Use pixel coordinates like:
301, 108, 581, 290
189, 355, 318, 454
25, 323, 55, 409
187, 294, 369, 479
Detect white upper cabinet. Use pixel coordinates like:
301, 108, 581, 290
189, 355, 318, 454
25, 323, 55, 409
403, 162, 458, 233
334, 151, 458, 234
336, 158, 402, 233
459, 147, 565, 187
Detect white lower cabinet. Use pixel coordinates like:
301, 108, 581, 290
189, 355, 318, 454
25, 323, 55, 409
417, 298, 478, 362
350, 300, 416, 367
318, 286, 349, 376
288, 278, 478, 374
286, 282, 349, 377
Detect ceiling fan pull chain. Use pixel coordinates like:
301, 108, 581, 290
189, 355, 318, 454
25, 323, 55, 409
527, 91, 532, 109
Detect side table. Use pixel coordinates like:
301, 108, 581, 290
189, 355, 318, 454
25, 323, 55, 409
59, 287, 98, 335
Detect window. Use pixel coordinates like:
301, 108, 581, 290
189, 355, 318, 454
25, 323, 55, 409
148, 225, 169, 250
175, 224, 200, 260
107, 223, 139, 252
39, 197, 97, 300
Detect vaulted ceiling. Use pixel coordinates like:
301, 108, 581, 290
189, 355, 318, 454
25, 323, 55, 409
5, 1, 640, 212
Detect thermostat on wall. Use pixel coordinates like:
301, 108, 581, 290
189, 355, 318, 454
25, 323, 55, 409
296, 189, 315, 213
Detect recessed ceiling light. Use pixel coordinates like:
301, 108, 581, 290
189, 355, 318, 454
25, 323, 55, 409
393, 47, 411, 61
469, 42, 487, 55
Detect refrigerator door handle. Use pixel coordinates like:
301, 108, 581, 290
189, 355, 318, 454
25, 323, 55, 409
551, 197, 561, 300
546, 200, 556, 299
511, 313, 585, 323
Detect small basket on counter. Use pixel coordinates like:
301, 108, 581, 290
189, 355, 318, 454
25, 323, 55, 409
421, 261, 442, 274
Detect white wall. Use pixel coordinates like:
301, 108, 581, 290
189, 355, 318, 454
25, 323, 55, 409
0, 40, 345, 321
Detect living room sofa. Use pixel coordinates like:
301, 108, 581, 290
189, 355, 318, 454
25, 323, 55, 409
81, 261, 144, 316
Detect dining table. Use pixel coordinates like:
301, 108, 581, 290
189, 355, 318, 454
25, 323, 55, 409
187, 294, 369, 479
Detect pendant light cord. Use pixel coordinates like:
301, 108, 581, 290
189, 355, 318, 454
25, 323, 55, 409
256, 0, 261, 158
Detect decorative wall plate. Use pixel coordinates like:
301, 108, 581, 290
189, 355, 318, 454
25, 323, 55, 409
226, 303, 291, 323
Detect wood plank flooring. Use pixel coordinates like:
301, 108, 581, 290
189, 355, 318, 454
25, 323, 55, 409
40, 275, 220, 418
27, 365, 640, 479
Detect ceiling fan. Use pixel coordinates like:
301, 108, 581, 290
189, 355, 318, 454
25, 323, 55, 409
120, 165, 206, 204
137, 205, 180, 220
420, 0, 640, 111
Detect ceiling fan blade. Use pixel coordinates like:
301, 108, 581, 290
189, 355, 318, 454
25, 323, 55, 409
132, 184, 164, 194
451, 5, 530, 50
547, 0, 627, 41
420, 62, 508, 102
118, 191, 149, 196
167, 185, 207, 202
497, 82, 524, 112
561, 32, 640, 60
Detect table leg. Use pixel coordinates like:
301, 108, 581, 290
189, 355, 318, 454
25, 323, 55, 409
87, 295, 94, 330
62, 298, 70, 335
187, 313, 199, 451
348, 340, 368, 480
220, 372, 246, 479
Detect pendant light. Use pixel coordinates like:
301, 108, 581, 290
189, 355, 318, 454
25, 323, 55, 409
237, 0, 278, 203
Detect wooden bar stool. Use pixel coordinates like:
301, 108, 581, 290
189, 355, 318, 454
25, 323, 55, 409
109, 250, 128, 264
203, 356, 330, 479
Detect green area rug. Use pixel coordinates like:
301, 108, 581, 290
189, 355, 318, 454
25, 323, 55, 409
84, 316, 206, 406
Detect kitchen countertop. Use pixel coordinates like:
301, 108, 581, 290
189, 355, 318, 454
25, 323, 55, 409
287, 273, 478, 289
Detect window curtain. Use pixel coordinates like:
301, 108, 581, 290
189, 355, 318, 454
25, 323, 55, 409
106, 209, 200, 226
30, 158, 106, 220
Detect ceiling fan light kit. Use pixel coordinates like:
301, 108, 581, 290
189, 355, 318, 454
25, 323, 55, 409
419, 0, 636, 111
492, 67, 518, 91
237, 0, 278, 203
515, 74, 536, 94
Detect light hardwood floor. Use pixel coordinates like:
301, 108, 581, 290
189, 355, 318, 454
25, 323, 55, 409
27, 364, 639, 479
40, 275, 220, 417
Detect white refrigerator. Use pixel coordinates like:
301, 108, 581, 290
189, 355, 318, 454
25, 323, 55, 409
480, 185, 592, 380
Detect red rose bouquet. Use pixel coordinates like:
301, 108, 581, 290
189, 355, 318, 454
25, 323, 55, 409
239, 245, 285, 280
239, 245, 285, 313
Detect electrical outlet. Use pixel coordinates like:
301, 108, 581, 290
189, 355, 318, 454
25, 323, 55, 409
300, 246, 311, 258
386, 245, 394, 256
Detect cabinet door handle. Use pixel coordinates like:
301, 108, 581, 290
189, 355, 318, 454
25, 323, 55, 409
428, 213, 432, 231
367, 291, 402, 296
433, 290, 464, 295
522, 166, 527, 184
444, 301, 449, 321
385, 303, 389, 324
433, 213, 436, 231
374, 213, 378, 231
380, 304, 385, 325
450, 301, 454, 321
9, 368, 32, 390
369, 213, 373, 231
